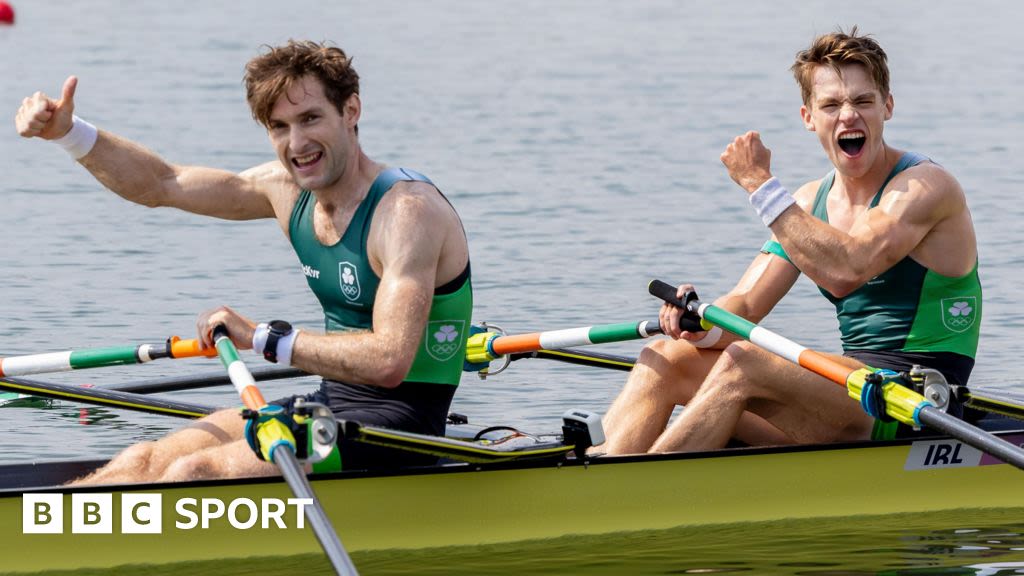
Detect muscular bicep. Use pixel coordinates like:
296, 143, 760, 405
366, 186, 449, 361
81, 131, 284, 221
170, 160, 304, 222
168, 163, 278, 220
773, 165, 963, 296
849, 166, 960, 277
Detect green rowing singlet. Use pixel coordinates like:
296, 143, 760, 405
287, 167, 473, 386
808, 152, 982, 358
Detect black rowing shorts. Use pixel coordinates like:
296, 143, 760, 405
271, 379, 456, 471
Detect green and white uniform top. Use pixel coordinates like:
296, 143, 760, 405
763, 152, 982, 359
288, 167, 472, 386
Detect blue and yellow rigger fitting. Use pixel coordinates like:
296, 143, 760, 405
243, 404, 297, 462
463, 325, 498, 370
846, 367, 933, 427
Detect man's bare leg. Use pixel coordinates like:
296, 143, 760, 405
69, 408, 250, 486
650, 342, 874, 453
158, 438, 280, 482
601, 339, 791, 455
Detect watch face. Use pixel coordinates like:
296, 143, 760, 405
269, 320, 292, 334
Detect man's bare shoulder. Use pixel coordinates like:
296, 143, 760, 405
793, 178, 824, 212
377, 179, 455, 223
228, 160, 301, 229
239, 160, 296, 189
369, 178, 466, 269
897, 161, 962, 194
883, 161, 966, 213
238, 160, 301, 207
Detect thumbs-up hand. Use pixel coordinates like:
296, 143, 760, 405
15, 75, 78, 140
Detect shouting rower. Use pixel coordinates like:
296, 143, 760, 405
601, 28, 982, 453
15, 40, 473, 482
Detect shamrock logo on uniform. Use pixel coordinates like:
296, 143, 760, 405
338, 262, 361, 301
941, 297, 977, 333
948, 301, 972, 318
425, 320, 465, 361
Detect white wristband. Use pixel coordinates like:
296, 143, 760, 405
691, 326, 723, 349
749, 177, 796, 227
275, 329, 299, 367
251, 323, 299, 366
252, 323, 270, 354
53, 115, 98, 160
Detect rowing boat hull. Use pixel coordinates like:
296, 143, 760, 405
1, 430, 1023, 573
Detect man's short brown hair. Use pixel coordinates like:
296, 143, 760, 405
791, 27, 889, 106
244, 40, 360, 128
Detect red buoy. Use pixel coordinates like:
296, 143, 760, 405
0, 2, 14, 25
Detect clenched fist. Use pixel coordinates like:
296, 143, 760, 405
721, 131, 774, 193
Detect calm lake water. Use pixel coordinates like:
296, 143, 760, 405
2, 0, 1024, 573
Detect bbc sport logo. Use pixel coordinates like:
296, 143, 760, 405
23, 493, 314, 534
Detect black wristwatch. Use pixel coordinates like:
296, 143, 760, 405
263, 320, 293, 364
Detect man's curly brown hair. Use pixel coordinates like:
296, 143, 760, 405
244, 40, 360, 129
791, 27, 890, 106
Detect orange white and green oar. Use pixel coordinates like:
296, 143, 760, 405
648, 279, 1024, 472
211, 325, 358, 576
0, 336, 215, 377
465, 319, 663, 365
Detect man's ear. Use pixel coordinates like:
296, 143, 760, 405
344, 93, 362, 126
800, 104, 815, 131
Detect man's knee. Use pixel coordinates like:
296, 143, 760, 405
704, 341, 766, 395
637, 338, 705, 377
711, 341, 809, 401
644, 337, 696, 358
206, 407, 248, 431
114, 441, 158, 471
161, 453, 217, 483
159, 442, 272, 483
718, 340, 763, 367
184, 409, 247, 444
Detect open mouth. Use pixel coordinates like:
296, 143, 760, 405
292, 151, 323, 169
837, 131, 866, 156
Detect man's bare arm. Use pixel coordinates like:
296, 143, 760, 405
81, 132, 277, 220
16, 75, 282, 221
720, 131, 964, 298
769, 165, 963, 296
284, 183, 456, 386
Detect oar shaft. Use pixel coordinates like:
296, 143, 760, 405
508, 347, 638, 372
210, 327, 356, 576
0, 338, 215, 377
469, 320, 661, 363
110, 366, 308, 394
917, 406, 1024, 469
963, 386, 1024, 420
0, 376, 214, 418
276, 448, 359, 575
213, 336, 266, 410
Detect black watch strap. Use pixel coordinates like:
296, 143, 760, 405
263, 320, 292, 364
